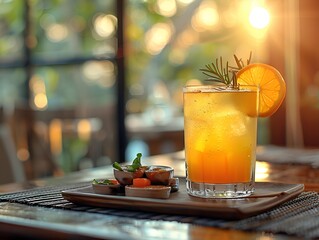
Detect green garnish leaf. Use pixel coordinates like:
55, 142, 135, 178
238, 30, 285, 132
126, 153, 142, 172
200, 57, 232, 85
112, 162, 123, 171
230, 51, 252, 71
200, 52, 252, 88
112, 153, 143, 172
93, 179, 99, 184
132, 153, 142, 166
102, 179, 114, 185
92, 179, 115, 185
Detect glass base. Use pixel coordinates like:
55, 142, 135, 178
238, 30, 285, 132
186, 179, 255, 199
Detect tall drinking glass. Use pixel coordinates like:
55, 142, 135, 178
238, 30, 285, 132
183, 84, 259, 198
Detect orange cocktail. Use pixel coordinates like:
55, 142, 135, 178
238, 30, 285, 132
183, 85, 259, 198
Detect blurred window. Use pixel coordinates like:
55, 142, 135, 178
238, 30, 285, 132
0, 0, 124, 178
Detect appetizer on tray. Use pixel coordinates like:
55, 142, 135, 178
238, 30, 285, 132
92, 153, 179, 199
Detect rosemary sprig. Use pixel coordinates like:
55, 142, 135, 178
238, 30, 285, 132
200, 52, 252, 87
200, 57, 232, 85
230, 51, 252, 72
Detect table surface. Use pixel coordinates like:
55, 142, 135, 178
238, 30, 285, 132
0, 148, 319, 240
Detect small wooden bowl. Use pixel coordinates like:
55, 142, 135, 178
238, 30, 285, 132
92, 181, 121, 195
145, 165, 174, 185
125, 185, 171, 199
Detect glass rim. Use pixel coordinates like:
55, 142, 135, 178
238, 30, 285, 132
183, 84, 259, 92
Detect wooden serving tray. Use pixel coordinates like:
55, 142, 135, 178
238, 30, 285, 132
61, 178, 304, 220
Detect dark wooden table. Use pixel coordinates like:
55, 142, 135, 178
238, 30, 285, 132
0, 148, 318, 240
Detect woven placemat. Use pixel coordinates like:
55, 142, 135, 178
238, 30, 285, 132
1, 182, 319, 239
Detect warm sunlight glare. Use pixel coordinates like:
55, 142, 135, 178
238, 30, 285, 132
46, 23, 68, 42
145, 23, 173, 55
30, 75, 48, 109
34, 93, 48, 109
249, 6, 270, 29
82, 61, 115, 87
156, 0, 177, 17
176, 0, 194, 6
78, 119, 92, 141
94, 14, 117, 38
192, 1, 219, 32
50, 119, 62, 155
255, 161, 270, 181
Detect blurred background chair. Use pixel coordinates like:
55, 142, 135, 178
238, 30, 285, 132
11, 105, 117, 179
0, 107, 25, 184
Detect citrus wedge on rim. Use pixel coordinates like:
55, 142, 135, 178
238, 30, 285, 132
236, 63, 286, 117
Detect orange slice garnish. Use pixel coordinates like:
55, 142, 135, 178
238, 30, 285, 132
236, 63, 286, 117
